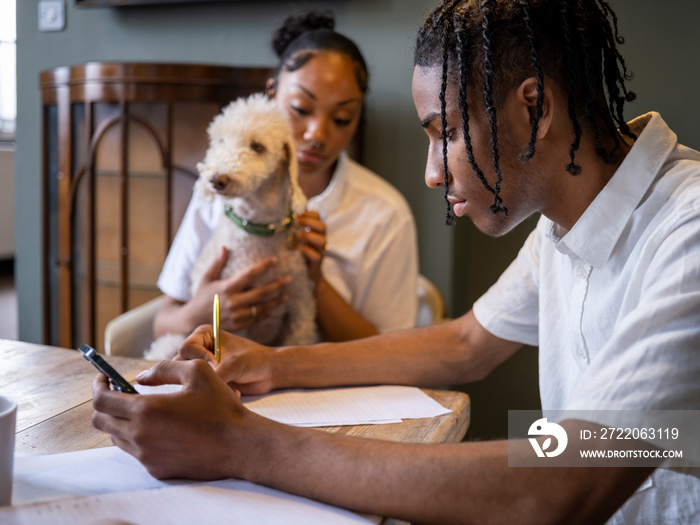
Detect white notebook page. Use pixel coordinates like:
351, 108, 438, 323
135, 384, 451, 427
8, 447, 371, 524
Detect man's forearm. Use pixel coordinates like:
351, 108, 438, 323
95, 358, 655, 525
237, 418, 654, 525
270, 311, 522, 390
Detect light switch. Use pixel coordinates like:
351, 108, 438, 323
38, 0, 66, 32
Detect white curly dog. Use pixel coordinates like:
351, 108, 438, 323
145, 93, 317, 360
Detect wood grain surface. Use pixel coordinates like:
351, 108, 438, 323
1, 338, 469, 447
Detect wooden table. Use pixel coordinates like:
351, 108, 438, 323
0, 339, 470, 523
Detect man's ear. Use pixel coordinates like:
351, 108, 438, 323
518, 76, 553, 140
265, 77, 276, 98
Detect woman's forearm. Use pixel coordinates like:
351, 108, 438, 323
153, 297, 205, 338
314, 277, 379, 341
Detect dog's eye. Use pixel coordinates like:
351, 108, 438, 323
251, 141, 266, 154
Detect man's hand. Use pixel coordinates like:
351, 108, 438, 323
92, 359, 258, 480
176, 325, 277, 396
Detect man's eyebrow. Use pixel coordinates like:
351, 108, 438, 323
420, 112, 440, 128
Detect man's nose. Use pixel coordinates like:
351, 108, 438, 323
425, 144, 448, 189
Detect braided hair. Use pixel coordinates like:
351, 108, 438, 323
271, 11, 369, 95
415, 0, 636, 224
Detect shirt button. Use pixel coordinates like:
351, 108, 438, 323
576, 346, 586, 359
576, 266, 587, 279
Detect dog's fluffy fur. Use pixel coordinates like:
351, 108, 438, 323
144, 93, 317, 360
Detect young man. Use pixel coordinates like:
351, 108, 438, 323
92, 1, 700, 523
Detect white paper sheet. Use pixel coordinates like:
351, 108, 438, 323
8, 447, 371, 524
6, 385, 451, 522
12, 446, 187, 505
1, 484, 373, 525
135, 384, 451, 427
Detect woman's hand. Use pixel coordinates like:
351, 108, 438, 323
296, 211, 327, 286
191, 247, 291, 332
176, 325, 277, 396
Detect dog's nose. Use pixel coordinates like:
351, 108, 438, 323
210, 174, 231, 192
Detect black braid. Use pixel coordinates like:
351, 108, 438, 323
518, 0, 544, 163
479, 0, 507, 215
559, 0, 582, 175
598, 0, 636, 106
598, 0, 623, 44
414, 0, 638, 219
439, 1, 460, 226
455, 10, 494, 197
576, 4, 610, 162
595, 0, 637, 140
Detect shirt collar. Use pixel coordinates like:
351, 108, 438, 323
548, 112, 677, 267
306, 151, 349, 220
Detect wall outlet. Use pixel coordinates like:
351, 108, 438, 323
38, 0, 66, 32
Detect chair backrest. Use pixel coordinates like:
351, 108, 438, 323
104, 295, 164, 357
416, 274, 447, 327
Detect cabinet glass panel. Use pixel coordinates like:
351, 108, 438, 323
40, 63, 269, 351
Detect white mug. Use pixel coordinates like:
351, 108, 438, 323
0, 394, 17, 507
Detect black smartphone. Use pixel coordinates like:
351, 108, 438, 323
79, 343, 139, 394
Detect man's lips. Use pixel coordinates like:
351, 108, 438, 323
447, 196, 468, 217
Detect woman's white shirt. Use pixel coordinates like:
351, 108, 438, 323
157, 152, 419, 333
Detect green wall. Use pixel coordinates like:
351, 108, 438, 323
15, 0, 700, 439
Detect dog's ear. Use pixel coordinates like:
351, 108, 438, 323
284, 141, 307, 215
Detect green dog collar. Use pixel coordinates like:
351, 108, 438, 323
224, 204, 295, 237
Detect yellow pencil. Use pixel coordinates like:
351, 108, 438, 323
213, 293, 220, 362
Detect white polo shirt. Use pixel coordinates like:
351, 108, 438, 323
473, 113, 700, 523
158, 152, 418, 334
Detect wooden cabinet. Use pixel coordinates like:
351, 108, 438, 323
40, 62, 270, 351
